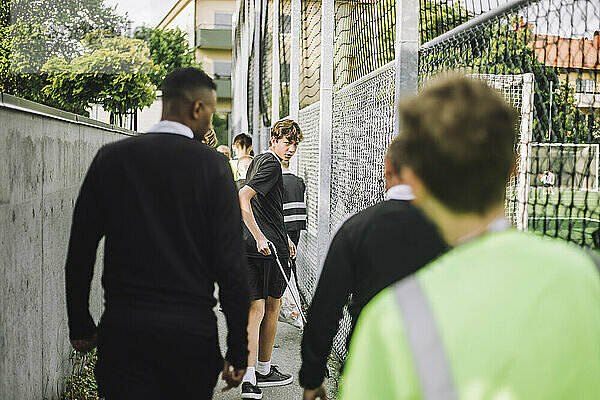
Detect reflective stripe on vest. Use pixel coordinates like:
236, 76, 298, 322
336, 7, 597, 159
394, 277, 458, 400
590, 251, 600, 274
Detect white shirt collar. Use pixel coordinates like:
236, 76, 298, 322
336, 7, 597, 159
385, 184, 415, 201
146, 120, 194, 139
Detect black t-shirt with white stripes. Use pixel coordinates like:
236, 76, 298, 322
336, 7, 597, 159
282, 172, 307, 233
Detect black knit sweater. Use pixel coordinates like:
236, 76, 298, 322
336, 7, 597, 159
65, 133, 249, 369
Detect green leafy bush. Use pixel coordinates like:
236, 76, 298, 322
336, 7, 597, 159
61, 350, 99, 400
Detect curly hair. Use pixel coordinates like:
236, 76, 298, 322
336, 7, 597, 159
271, 119, 303, 144
202, 129, 218, 147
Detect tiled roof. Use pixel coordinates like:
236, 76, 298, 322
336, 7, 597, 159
532, 31, 600, 71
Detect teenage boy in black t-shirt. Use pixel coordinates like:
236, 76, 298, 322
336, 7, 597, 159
238, 120, 304, 399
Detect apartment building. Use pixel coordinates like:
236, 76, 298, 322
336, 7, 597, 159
534, 31, 600, 117
158, 0, 236, 114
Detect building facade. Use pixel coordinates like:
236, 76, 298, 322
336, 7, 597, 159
158, 0, 236, 115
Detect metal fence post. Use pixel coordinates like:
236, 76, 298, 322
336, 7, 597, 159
232, 0, 249, 134
518, 72, 535, 231
394, 0, 419, 136
317, 0, 334, 266
289, 0, 301, 121
253, 0, 262, 152
288, 0, 301, 174
272, 0, 281, 125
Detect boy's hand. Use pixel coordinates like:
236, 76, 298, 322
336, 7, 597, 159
70, 333, 98, 353
221, 361, 245, 391
303, 386, 327, 400
288, 236, 296, 258
256, 236, 271, 255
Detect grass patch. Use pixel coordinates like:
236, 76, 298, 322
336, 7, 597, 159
526, 188, 600, 246
61, 350, 99, 400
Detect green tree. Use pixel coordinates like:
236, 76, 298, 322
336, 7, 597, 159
0, 0, 130, 106
212, 112, 229, 145
420, 0, 473, 43
8, 0, 129, 61
468, 20, 595, 143
421, 17, 597, 144
43, 35, 157, 117
133, 27, 200, 87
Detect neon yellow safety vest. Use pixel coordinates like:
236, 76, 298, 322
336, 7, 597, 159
229, 159, 239, 180
340, 230, 600, 400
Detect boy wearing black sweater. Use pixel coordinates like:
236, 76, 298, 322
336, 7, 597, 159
65, 68, 249, 398
300, 136, 447, 400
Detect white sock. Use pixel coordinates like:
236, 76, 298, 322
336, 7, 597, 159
243, 367, 256, 385
256, 359, 271, 375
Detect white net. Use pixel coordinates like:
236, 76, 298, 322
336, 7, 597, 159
329, 60, 397, 360
296, 102, 321, 303
294, 62, 397, 360
530, 144, 599, 191
468, 73, 535, 231
330, 61, 397, 232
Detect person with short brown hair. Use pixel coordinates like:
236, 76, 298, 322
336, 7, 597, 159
339, 75, 600, 400
398, 74, 517, 214
238, 119, 303, 398
300, 135, 446, 400
232, 133, 254, 182
270, 119, 304, 144
233, 132, 254, 158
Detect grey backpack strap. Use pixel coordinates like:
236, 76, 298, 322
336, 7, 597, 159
394, 277, 458, 400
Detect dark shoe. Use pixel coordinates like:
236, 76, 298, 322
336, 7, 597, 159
256, 365, 293, 387
241, 382, 262, 399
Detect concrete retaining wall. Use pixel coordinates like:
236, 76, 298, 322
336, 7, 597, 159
0, 94, 135, 399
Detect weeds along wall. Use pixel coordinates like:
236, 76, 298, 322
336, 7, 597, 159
232, 0, 600, 361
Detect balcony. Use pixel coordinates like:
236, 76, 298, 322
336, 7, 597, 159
215, 78, 232, 99
196, 28, 232, 50
575, 92, 600, 109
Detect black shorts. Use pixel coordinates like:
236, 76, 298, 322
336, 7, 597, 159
247, 256, 291, 300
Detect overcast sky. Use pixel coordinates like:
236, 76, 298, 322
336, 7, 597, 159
102, 0, 598, 38
104, 0, 178, 29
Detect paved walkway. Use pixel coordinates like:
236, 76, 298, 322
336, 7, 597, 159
212, 307, 339, 399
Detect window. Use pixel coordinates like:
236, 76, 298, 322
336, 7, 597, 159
213, 61, 232, 78
576, 78, 596, 93
214, 13, 233, 29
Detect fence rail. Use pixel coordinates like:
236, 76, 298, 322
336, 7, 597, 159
232, 0, 600, 362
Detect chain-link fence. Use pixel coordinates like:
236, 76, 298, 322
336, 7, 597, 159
232, 0, 600, 362
421, 0, 600, 247
300, 0, 322, 108
334, 0, 396, 89
280, 0, 292, 119
260, 0, 274, 126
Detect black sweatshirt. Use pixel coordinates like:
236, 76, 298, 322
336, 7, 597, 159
299, 199, 447, 389
65, 133, 249, 369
